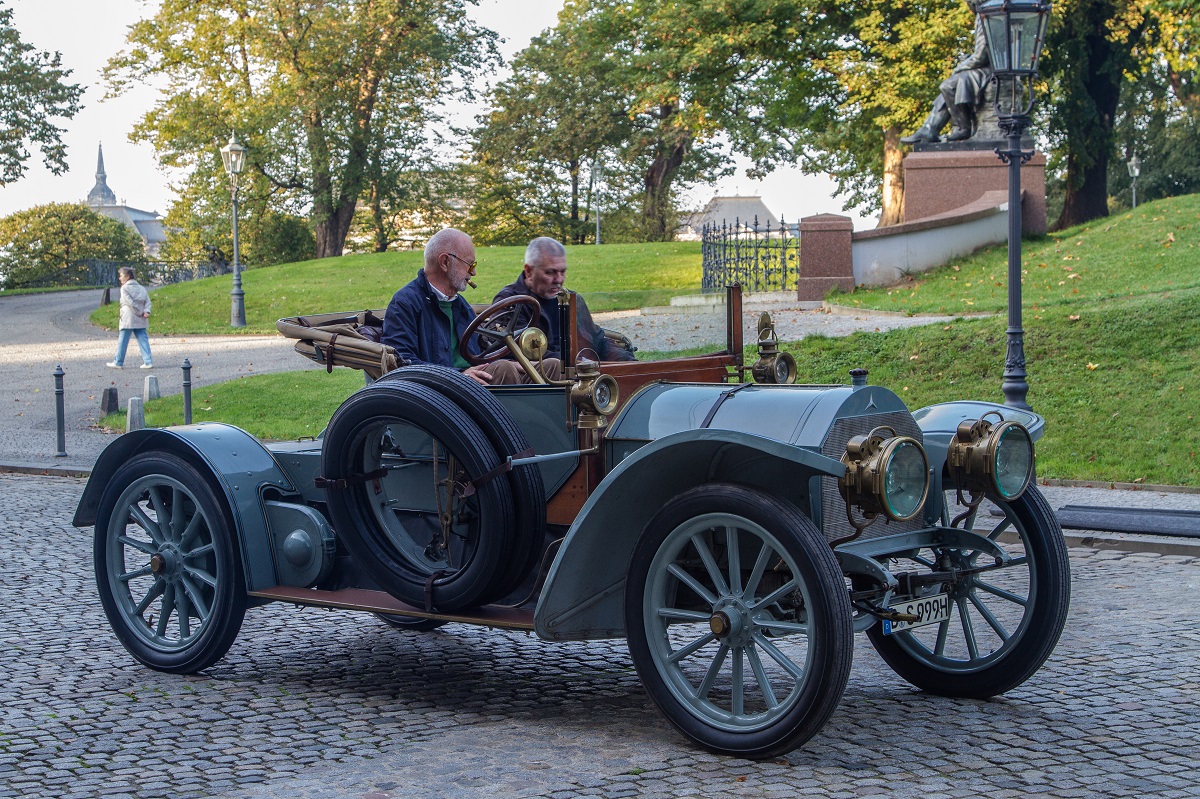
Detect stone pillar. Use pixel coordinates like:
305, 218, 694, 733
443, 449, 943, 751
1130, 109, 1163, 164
797, 214, 855, 303
903, 145, 1047, 235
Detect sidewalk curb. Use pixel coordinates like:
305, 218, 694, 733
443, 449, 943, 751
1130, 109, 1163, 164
1040, 478, 1200, 495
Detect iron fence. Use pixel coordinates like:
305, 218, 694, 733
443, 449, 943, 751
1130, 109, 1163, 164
5, 258, 229, 290
700, 217, 800, 293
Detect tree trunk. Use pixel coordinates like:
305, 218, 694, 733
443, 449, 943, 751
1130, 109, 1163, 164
642, 145, 690, 239
1053, 40, 1120, 231
371, 182, 388, 253
877, 126, 905, 227
1055, 152, 1111, 230
1047, 2, 1145, 231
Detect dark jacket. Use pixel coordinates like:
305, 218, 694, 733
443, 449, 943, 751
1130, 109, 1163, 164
382, 269, 478, 367
493, 273, 635, 362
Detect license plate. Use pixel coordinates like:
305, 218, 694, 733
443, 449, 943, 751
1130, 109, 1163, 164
882, 592, 951, 635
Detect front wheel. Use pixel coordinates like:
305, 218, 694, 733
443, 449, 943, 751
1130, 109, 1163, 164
867, 486, 1070, 698
94, 452, 246, 673
625, 485, 853, 758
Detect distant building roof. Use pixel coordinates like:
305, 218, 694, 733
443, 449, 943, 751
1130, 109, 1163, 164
83, 143, 166, 254
678, 196, 781, 240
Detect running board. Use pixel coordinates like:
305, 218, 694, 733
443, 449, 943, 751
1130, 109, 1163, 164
248, 586, 537, 631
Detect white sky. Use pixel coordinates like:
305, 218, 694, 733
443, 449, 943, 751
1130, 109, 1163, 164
0, 0, 875, 229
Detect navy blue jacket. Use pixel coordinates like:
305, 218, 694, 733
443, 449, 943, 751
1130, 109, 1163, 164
493, 274, 635, 361
381, 269, 479, 367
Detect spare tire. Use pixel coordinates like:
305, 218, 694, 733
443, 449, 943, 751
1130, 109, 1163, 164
379, 365, 547, 597
321, 380, 518, 611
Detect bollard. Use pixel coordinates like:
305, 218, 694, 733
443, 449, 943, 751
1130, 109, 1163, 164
144, 374, 161, 401
100, 387, 120, 415
126, 397, 145, 433
101, 286, 111, 306
54, 365, 67, 457
182, 358, 192, 425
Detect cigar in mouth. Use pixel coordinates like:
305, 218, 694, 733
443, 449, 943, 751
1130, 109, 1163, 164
466, 279, 478, 289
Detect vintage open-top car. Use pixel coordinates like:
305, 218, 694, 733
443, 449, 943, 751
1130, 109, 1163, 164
74, 286, 1070, 758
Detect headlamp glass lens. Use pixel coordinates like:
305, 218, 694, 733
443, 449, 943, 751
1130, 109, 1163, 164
993, 424, 1033, 498
884, 440, 929, 520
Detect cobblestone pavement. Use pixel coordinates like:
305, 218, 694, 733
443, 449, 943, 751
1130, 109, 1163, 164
3, 473, 1198, 799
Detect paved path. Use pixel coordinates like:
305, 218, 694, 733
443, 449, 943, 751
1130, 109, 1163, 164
0, 290, 321, 473
593, 294, 957, 353
2, 472, 1198, 799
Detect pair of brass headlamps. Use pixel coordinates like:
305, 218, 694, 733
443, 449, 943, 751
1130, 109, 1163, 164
838, 416, 1034, 535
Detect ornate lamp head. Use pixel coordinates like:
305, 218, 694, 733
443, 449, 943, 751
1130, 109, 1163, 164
978, 0, 1052, 118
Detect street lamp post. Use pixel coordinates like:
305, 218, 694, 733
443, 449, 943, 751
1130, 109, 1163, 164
220, 134, 248, 328
593, 158, 602, 245
1127, 154, 1141, 208
978, 0, 1052, 411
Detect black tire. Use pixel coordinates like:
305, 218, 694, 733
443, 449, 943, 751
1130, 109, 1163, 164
625, 484, 853, 758
322, 380, 519, 610
378, 365, 546, 597
374, 613, 448, 632
867, 486, 1071, 698
94, 452, 246, 673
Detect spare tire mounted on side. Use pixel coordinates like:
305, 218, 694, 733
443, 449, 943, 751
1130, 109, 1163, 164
321, 378, 539, 611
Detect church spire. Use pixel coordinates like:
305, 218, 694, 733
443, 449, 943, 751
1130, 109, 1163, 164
87, 143, 118, 207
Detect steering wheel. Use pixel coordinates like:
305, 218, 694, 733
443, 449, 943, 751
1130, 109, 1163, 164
460, 295, 542, 365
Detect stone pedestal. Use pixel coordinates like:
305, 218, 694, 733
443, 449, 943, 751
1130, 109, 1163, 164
904, 145, 1046, 235
797, 214, 855, 302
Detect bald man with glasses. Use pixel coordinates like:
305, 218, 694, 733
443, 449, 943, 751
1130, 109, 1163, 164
381, 228, 561, 385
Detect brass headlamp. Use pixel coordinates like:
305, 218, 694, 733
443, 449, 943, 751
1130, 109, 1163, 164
947, 416, 1034, 500
839, 426, 930, 534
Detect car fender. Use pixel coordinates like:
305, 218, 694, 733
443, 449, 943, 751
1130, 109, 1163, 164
913, 400, 1045, 473
534, 428, 845, 641
73, 423, 298, 591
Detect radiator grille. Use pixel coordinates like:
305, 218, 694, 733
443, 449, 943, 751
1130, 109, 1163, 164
820, 411, 926, 544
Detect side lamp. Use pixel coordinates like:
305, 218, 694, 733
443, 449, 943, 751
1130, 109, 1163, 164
751, 312, 797, 384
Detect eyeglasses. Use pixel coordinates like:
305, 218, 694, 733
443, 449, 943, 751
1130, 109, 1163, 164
445, 252, 477, 271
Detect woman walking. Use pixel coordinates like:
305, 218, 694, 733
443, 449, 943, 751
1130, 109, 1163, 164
106, 266, 154, 369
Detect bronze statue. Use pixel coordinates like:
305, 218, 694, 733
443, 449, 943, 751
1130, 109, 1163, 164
901, 0, 992, 144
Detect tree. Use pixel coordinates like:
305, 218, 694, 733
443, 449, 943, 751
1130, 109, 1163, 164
107, 0, 497, 258
477, 0, 846, 241
0, 2, 83, 186
1106, 1, 1200, 206
469, 27, 627, 244
0, 204, 144, 288
721, 0, 972, 226
1041, 0, 1150, 229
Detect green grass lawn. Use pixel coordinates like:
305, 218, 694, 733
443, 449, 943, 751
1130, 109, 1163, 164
88, 241, 703, 335
103, 195, 1200, 486
833, 194, 1200, 315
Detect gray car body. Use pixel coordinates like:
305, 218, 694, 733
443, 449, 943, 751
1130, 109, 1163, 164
74, 377, 1043, 638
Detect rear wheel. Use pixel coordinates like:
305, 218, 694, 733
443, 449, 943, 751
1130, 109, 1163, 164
625, 484, 853, 758
866, 486, 1070, 698
94, 452, 246, 673
322, 381, 519, 611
